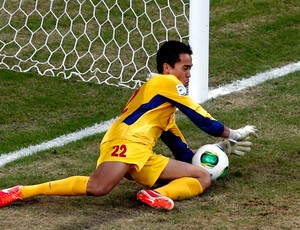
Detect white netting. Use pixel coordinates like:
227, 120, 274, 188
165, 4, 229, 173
0, 0, 189, 88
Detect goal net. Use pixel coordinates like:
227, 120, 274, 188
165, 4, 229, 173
0, 0, 190, 89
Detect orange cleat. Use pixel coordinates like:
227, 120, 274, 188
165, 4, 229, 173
137, 189, 174, 210
0, 185, 22, 208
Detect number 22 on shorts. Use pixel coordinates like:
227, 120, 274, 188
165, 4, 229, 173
111, 144, 127, 157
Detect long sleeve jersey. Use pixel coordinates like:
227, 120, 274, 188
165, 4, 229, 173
101, 74, 225, 161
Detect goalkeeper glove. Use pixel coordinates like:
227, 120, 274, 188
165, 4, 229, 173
229, 125, 258, 141
216, 137, 253, 156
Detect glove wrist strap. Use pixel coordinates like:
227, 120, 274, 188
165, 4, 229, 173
215, 142, 226, 151
228, 129, 238, 140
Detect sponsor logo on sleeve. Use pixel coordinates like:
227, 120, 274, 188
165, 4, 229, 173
176, 84, 187, 96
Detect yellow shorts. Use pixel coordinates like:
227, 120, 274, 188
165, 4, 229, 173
97, 139, 169, 187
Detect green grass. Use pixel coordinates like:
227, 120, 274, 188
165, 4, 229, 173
1, 0, 300, 229
0, 70, 133, 154
209, 0, 300, 86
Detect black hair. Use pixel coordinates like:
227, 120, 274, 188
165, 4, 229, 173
156, 40, 193, 73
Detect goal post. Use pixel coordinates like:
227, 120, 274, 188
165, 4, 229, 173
0, 0, 209, 103
188, 0, 210, 103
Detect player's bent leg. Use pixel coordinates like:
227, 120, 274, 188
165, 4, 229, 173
159, 158, 211, 191
136, 158, 211, 210
155, 177, 204, 201
87, 161, 131, 196
154, 159, 211, 201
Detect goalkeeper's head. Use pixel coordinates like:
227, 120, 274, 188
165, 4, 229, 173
156, 40, 193, 74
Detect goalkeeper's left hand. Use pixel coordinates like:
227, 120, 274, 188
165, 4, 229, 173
216, 137, 253, 156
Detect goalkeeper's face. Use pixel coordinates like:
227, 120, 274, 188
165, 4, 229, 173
164, 53, 193, 87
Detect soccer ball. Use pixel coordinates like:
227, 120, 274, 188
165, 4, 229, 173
192, 144, 229, 181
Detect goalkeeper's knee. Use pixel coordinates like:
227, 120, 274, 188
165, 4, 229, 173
198, 168, 212, 191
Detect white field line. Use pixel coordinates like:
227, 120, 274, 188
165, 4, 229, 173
1, 61, 300, 167
208, 61, 300, 99
0, 118, 118, 167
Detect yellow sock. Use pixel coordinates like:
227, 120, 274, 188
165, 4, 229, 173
155, 177, 203, 200
21, 176, 89, 199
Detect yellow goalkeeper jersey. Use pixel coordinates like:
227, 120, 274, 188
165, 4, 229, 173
101, 74, 224, 147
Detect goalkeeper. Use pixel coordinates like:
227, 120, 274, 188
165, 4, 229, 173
0, 41, 258, 210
